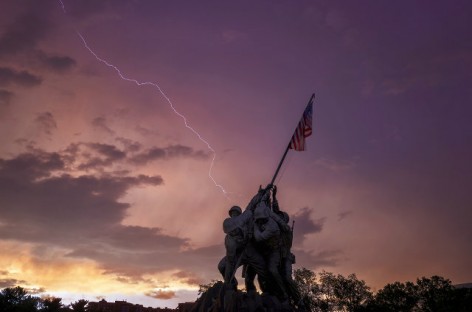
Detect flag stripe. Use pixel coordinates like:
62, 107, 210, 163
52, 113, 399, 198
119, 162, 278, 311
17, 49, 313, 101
289, 97, 313, 151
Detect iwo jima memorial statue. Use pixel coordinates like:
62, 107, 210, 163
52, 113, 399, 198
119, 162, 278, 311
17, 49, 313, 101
191, 94, 315, 312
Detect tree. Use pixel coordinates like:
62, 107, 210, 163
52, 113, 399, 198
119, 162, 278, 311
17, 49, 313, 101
40, 296, 65, 312
368, 281, 418, 312
449, 287, 472, 312
318, 271, 372, 312
365, 275, 467, 312
0, 286, 41, 312
70, 299, 89, 312
293, 268, 323, 311
293, 269, 372, 312
415, 276, 454, 312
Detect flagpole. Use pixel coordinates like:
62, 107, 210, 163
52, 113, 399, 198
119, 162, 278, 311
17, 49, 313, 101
270, 93, 315, 185
270, 143, 290, 185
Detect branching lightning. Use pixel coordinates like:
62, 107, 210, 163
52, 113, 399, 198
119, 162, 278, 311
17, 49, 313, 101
59, 1, 228, 196
76, 33, 228, 196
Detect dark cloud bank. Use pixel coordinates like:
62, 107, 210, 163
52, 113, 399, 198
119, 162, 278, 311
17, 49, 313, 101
0, 67, 42, 88
0, 2, 76, 108
0, 142, 217, 283
0, 143, 335, 286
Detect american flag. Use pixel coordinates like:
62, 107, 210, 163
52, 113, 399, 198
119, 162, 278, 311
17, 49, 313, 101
289, 95, 314, 151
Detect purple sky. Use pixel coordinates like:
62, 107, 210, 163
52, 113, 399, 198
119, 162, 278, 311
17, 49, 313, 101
0, 0, 471, 308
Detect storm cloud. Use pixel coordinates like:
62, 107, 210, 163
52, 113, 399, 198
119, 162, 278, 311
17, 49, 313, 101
35, 112, 57, 136
0, 89, 13, 107
292, 207, 326, 247
130, 144, 209, 165
37, 51, 77, 73
145, 289, 176, 300
92, 116, 115, 136
0, 11, 51, 57
0, 146, 219, 280
0, 67, 42, 87
0, 278, 27, 289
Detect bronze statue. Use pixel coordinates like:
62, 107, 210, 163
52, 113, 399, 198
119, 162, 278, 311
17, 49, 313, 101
218, 184, 303, 310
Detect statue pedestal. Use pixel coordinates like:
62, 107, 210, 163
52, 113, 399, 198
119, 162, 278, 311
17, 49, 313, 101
190, 281, 301, 312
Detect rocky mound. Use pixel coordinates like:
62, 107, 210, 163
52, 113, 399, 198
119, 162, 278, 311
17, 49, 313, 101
189, 281, 301, 312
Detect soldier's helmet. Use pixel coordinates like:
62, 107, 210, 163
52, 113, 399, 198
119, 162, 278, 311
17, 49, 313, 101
228, 205, 242, 216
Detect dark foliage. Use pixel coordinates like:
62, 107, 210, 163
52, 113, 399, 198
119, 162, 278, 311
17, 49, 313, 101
292, 270, 472, 312
0, 286, 41, 312
70, 299, 88, 312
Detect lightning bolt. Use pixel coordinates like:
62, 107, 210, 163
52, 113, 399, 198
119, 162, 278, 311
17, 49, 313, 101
58, 0, 66, 13
77, 33, 229, 196
59, 1, 229, 196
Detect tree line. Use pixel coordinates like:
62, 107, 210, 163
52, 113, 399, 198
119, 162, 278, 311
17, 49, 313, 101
293, 268, 472, 312
0, 286, 88, 312
2, 269, 472, 312
0, 287, 170, 312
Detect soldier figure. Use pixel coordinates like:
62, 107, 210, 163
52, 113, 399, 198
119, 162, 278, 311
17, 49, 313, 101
218, 205, 252, 290
253, 192, 289, 304
272, 187, 303, 307
218, 187, 268, 290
